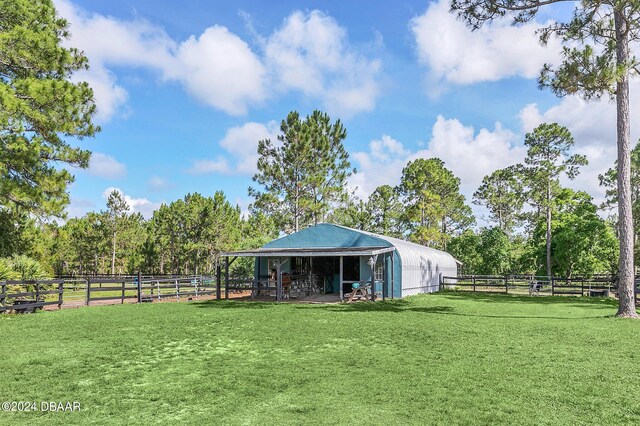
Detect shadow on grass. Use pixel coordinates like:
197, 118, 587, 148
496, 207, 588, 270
320, 300, 611, 319
190, 292, 616, 319
192, 300, 275, 309
441, 290, 619, 308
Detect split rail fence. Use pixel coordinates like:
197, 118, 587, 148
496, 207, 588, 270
0, 274, 232, 313
440, 274, 640, 303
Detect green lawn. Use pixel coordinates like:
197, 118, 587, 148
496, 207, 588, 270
2, 292, 639, 425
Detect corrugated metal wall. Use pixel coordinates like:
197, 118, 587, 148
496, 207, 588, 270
341, 227, 458, 297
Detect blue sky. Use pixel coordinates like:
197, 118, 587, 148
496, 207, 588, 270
56, 0, 639, 224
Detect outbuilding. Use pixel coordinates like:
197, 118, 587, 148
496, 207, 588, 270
221, 223, 460, 301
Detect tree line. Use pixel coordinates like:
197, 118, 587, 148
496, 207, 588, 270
0, 110, 627, 281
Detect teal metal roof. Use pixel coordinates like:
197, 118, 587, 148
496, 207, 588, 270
262, 223, 394, 249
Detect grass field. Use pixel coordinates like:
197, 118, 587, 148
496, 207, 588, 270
2, 292, 639, 425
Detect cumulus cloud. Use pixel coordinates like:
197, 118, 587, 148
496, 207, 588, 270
168, 26, 267, 115
188, 121, 280, 176
350, 117, 525, 225
55, 0, 174, 121
410, 0, 561, 87
55, 1, 382, 119
102, 187, 160, 218
219, 121, 280, 174
86, 152, 127, 179
265, 10, 381, 117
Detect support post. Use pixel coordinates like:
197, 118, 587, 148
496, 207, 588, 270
551, 277, 555, 296
276, 261, 282, 302
505, 276, 508, 294
339, 256, 344, 302
391, 251, 394, 299
225, 257, 229, 300
256, 258, 262, 297
473, 276, 476, 292
137, 271, 142, 303
122, 280, 125, 304
57, 281, 64, 309
382, 254, 386, 301
86, 277, 91, 306
216, 264, 221, 300
369, 255, 377, 302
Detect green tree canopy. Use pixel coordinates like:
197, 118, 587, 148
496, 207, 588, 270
367, 185, 403, 237
249, 110, 353, 234
399, 158, 474, 249
0, 0, 98, 217
522, 123, 587, 278
473, 165, 524, 235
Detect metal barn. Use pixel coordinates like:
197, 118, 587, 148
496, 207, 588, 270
221, 223, 459, 302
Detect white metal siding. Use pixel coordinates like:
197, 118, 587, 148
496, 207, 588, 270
376, 236, 457, 296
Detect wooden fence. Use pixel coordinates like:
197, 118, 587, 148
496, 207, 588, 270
0, 274, 230, 313
0, 280, 65, 313
440, 275, 639, 302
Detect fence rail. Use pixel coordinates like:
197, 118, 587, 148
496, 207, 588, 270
0, 274, 237, 313
440, 275, 637, 301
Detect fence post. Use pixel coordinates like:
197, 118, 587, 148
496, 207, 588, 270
121, 280, 125, 304
35, 282, 40, 303
58, 281, 64, 309
473, 276, 476, 292
225, 257, 229, 300
505, 276, 508, 294
551, 278, 555, 296
86, 277, 91, 306
1, 282, 6, 311
137, 271, 142, 303
216, 265, 221, 300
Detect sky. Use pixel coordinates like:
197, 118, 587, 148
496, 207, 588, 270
55, 0, 640, 225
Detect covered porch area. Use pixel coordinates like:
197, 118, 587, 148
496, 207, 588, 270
219, 246, 397, 302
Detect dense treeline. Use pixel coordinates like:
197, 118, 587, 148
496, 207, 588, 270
0, 191, 277, 277
0, 117, 629, 279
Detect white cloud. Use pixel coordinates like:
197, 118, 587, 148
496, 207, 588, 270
86, 152, 127, 179
265, 10, 381, 117
370, 134, 409, 162
102, 187, 160, 218
188, 121, 280, 176
147, 176, 172, 192
168, 26, 267, 115
56, 1, 382, 119
187, 158, 231, 175
219, 121, 279, 175
55, 0, 174, 122
410, 0, 561, 87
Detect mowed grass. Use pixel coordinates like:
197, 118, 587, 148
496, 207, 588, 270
1, 292, 640, 425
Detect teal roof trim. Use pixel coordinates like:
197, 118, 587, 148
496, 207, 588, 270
263, 223, 393, 249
